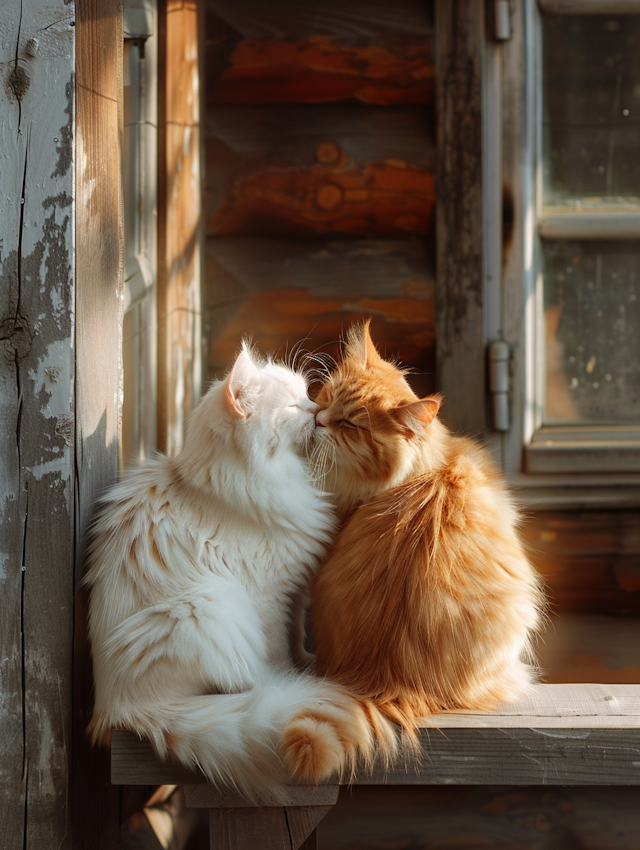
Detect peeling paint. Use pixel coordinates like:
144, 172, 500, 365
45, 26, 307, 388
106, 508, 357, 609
55, 413, 73, 447
52, 76, 73, 179
0, 4, 75, 843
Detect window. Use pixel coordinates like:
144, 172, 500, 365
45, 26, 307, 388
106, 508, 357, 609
488, 0, 640, 505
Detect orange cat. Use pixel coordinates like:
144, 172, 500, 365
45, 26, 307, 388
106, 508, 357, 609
283, 323, 544, 780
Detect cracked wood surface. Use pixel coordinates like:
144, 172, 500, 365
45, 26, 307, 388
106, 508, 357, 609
0, 2, 75, 849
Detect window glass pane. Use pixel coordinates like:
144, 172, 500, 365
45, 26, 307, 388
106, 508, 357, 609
543, 15, 640, 206
543, 240, 640, 425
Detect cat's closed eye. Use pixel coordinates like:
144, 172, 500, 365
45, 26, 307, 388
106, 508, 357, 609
339, 420, 358, 430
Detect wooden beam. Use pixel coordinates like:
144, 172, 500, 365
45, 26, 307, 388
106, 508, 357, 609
434, 0, 485, 436
112, 724, 640, 786
0, 2, 75, 848
157, 0, 202, 456
74, 0, 124, 847
111, 684, 640, 787
204, 0, 434, 106
203, 107, 435, 238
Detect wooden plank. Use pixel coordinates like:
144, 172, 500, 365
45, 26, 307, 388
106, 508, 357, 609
112, 684, 640, 787
157, 0, 202, 455
203, 236, 436, 397
364, 728, 640, 785
112, 732, 205, 786
419, 683, 640, 726
203, 107, 435, 238
434, 0, 485, 436
73, 1, 124, 848
184, 786, 339, 808
318, 785, 640, 850
0, 2, 75, 848
112, 727, 640, 786
521, 511, 640, 616
204, 0, 433, 106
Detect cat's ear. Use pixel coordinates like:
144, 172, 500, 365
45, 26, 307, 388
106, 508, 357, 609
225, 346, 260, 418
391, 394, 442, 431
346, 319, 384, 367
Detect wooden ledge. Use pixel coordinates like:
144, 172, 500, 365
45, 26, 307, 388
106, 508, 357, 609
111, 684, 640, 789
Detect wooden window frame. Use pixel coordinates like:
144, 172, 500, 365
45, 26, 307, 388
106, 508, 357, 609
485, 0, 640, 507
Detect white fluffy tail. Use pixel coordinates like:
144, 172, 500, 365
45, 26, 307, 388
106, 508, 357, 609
93, 670, 394, 802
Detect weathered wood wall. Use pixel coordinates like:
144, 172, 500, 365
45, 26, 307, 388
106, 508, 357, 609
0, 2, 76, 848
202, 0, 436, 390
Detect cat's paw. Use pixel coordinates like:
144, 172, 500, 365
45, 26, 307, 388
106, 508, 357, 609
281, 715, 343, 782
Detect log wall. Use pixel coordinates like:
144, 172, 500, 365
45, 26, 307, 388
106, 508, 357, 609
202, 0, 436, 389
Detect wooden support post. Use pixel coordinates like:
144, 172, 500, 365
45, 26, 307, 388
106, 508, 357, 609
184, 785, 339, 850
434, 0, 485, 436
208, 807, 333, 850
157, 0, 202, 456
74, 1, 125, 847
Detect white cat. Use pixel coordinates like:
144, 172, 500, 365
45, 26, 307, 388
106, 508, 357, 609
85, 346, 380, 800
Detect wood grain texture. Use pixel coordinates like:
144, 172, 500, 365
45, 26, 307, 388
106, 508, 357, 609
204, 0, 433, 106
209, 806, 331, 850
74, 1, 124, 848
0, 2, 75, 848
209, 807, 331, 850
434, 0, 485, 436
113, 727, 640, 786
318, 785, 640, 850
203, 236, 436, 396
203, 107, 435, 238
157, 0, 202, 456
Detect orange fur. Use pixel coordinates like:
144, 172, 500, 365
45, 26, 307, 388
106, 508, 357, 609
285, 322, 545, 779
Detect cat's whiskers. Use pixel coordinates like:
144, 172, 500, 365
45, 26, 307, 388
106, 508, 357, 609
308, 436, 337, 492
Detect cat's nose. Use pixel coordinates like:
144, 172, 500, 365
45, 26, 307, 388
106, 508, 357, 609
315, 409, 327, 426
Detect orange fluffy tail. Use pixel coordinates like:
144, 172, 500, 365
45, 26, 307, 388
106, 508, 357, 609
281, 689, 419, 784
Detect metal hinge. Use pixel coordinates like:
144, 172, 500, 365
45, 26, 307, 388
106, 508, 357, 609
488, 340, 511, 431
494, 0, 512, 41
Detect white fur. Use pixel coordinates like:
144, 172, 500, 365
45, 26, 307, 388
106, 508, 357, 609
85, 347, 342, 800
